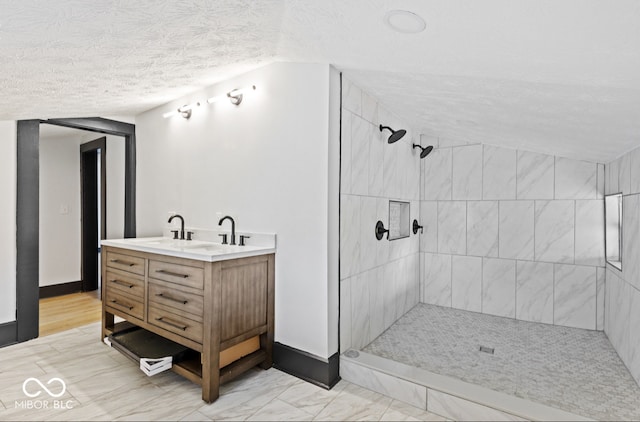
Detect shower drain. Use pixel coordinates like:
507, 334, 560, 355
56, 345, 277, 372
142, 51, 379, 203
479, 345, 495, 354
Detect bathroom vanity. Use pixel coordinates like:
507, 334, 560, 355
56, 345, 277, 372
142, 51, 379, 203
100, 237, 275, 403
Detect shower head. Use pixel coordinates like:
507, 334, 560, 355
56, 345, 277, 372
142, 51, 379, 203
379, 124, 407, 144
412, 144, 434, 159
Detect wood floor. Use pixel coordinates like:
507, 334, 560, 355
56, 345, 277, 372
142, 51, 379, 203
39, 290, 102, 337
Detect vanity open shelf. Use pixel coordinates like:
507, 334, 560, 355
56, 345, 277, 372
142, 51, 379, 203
100, 241, 275, 403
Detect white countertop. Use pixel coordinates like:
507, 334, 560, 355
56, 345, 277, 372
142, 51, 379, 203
101, 236, 276, 262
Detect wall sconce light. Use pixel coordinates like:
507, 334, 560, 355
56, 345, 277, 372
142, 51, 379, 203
207, 85, 257, 106
164, 84, 257, 119
162, 102, 200, 119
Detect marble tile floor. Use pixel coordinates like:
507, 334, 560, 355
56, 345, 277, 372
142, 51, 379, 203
363, 303, 640, 421
0, 322, 446, 421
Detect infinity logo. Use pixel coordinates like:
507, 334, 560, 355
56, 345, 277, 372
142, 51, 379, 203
22, 378, 66, 398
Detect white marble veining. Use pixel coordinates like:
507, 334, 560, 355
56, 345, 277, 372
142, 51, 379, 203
482, 258, 516, 318
427, 390, 524, 421
351, 114, 371, 196
620, 152, 632, 196
340, 110, 353, 195
606, 271, 632, 365
622, 195, 640, 291
437, 201, 467, 254
516, 151, 554, 200
630, 147, 640, 195
313, 382, 393, 421
452, 145, 483, 200
467, 201, 499, 258
421, 253, 452, 307
423, 148, 452, 200
574, 200, 605, 266
597, 163, 605, 199
340, 194, 360, 279
351, 271, 371, 349
606, 158, 620, 195
361, 91, 378, 125
369, 120, 384, 197
554, 264, 596, 330
1, 319, 452, 422
340, 278, 352, 353
438, 137, 475, 148
515, 261, 554, 324
534, 200, 575, 264
629, 288, 640, 385
359, 196, 378, 272
420, 201, 438, 253
369, 266, 385, 341
383, 260, 400, 330
340, 360, 427, 409
499, 201, 534, 260
596, 267, 605, 331
342, 78, 362, 116
483, 145, 517, 200
554, 157, 597, 199
451, 255, 482, 312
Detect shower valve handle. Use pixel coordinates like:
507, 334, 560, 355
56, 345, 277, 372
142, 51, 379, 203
375, 221, 389, 241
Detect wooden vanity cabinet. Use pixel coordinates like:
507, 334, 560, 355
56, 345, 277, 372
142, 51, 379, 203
101, 245, 275, 403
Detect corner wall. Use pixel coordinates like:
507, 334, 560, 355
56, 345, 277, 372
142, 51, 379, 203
0, 121, 16, 324
420, 139, 606, 331
135, 62, 337, 360
339, 78, 421, 352
604, 149, 640, 385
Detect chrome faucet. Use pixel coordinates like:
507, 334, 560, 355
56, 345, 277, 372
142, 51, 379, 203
218, 215, 236, 245
168, 214, 186, 240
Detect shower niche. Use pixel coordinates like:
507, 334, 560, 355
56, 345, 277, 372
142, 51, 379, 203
388, 200, 410, 240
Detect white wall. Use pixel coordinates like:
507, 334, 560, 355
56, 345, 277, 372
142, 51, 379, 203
420, 141, 606, 331
339, 78, 421, 352
135, 62, 337, 359
39, 136, 83, 286
0, 121, 16, 324
604, 149, 640, 386
39, 131, 126, 287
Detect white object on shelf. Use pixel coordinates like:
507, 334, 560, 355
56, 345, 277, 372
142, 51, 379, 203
140, 356, 173, 376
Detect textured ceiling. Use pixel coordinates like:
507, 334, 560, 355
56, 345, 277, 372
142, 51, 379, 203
1, 0, 639, 162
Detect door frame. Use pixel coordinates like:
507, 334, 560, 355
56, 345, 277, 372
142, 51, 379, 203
80, 137, 107, 292
15, 118, 136, 343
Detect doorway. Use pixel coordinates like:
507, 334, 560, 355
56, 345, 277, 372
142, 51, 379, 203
80, 137, 107, 293
12, 117, 136, 345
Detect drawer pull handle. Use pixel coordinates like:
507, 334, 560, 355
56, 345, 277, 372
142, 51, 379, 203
156, 293, 188, 304
110, 279, 134, 289
156, 269, 189, 278
110, 259, 136, 267
110, 299, 134, 310
155, 317, 188, 331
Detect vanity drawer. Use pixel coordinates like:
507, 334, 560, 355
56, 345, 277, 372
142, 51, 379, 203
149, 280, 204, 317
106, 269, 145, 300
148, 305, 203, 344
106, 251, 145, 276
106, 289, 144, 320
149, 260, 204, 290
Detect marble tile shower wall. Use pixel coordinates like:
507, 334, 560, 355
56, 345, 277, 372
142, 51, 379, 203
340, 78, 421, 352
604, 147, 640, 386
419, 141, 606, 331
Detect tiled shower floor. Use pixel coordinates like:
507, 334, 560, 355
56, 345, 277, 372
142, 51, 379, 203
363, 303, 640, 421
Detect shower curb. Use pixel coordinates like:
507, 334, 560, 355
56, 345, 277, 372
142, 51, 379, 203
340, 350, 593, 421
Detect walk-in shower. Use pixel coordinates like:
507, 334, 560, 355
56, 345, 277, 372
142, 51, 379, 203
339, 77, 640, 421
